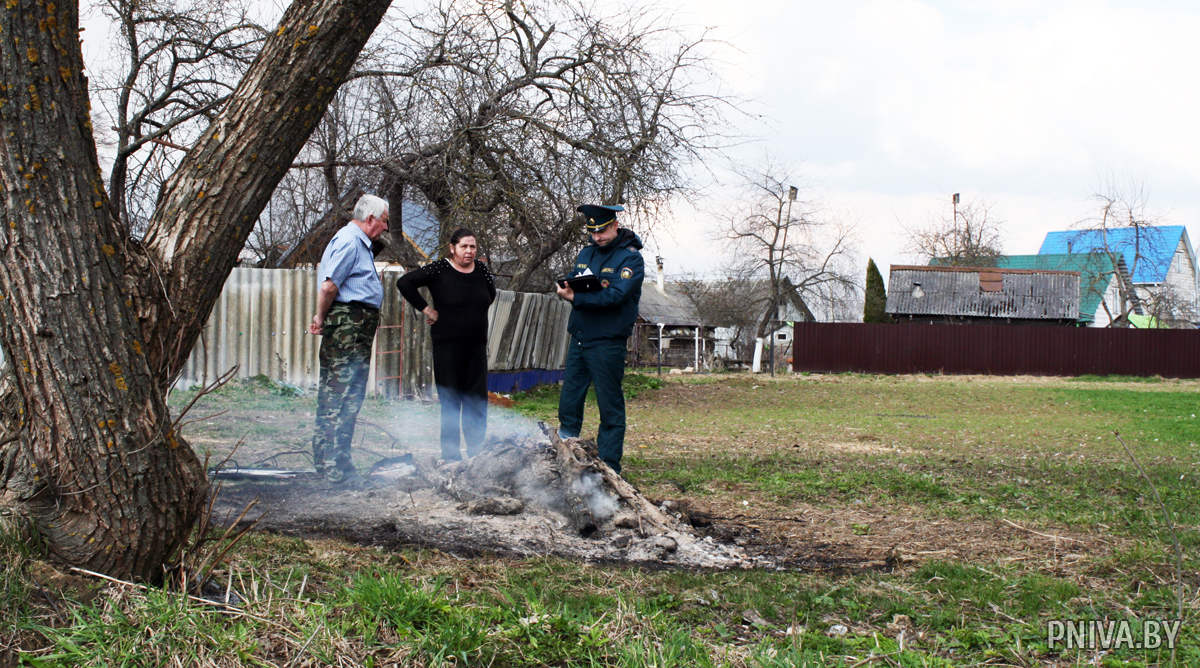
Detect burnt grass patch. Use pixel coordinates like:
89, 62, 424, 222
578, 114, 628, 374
195, 373, 1196, 576
209, 465, 890, 574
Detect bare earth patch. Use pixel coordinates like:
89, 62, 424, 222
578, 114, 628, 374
212, 436, 1114, 581
199, 375, 1140, 582
688, 498, 1117, 574
822, 440, 916, 456
212, 432, 895, 573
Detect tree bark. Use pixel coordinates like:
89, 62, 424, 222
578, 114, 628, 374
136, 0, 392, 384
0, 0, 199, 581
0, 0, 391, 580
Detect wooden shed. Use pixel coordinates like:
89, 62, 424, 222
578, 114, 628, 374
885, 265, 1081, 325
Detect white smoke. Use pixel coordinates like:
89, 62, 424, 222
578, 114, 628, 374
482, 407, 543, 442
573, 472, 619, 521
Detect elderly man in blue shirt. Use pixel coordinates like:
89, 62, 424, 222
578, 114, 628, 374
307, 194, 389, 484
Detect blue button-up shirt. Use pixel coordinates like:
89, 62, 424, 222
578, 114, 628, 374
317, 222, 383, 308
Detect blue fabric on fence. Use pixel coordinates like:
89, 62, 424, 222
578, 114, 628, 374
487, 369, 565, 393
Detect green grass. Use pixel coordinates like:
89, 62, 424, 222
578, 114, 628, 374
508, 383, 561, 418
10, 536, 1196, 666
628, 451, 1200, 547
612, 375, 1199, 541
1052, 387, 1200, 445
0, 520, 35, 655
510, 372, 665, 420
1069, 374, 1172, 383
7, 373, 1200, 666
25, 590, 265, 666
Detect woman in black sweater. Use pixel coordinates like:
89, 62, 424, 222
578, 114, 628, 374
396, 228, 497, 460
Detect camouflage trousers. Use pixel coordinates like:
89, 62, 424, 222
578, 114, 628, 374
312, 302, 380, 476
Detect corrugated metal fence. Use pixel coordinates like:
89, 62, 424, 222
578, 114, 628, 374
791, 322, 1200, 377
178, 268, 321, 388
175, 267, 572, 396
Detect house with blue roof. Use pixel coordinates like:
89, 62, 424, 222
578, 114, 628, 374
1038, 226, 1198, 323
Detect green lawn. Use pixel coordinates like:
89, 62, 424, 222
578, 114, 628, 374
4, 372, 1197, 666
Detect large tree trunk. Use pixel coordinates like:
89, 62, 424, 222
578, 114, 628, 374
0, 0, 390, 580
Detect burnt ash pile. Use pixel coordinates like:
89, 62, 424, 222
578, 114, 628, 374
212, 429, 879, 571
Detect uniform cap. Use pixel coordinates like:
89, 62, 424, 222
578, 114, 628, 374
577, 204, 624, 230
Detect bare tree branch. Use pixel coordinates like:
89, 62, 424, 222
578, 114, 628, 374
92, 0, 268, 234
270, 0, 740, 290
899, 195, 1005, 267
717, 158, 861, 337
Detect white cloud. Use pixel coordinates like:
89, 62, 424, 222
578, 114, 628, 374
650, 0, 1200, 290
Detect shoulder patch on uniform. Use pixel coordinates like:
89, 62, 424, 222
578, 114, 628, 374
620, 267, 633, 279
600, 267, 615, 273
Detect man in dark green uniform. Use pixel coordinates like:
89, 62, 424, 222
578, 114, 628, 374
555, 204, 644, 473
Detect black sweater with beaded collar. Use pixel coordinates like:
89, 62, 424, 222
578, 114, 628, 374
395, 259, 497, 344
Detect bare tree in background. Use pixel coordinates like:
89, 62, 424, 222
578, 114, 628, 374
90, 0, 266, 233
246, 178, 330, 266
254, 89, 387, 266
900, 195, 1005, 267
676, 272, 761, 359
290, 0, 735, 289
719, 159, 859, 338
1140, 285, 1197, 328
1072, 175, 1196, 327
90, 0, 734, 283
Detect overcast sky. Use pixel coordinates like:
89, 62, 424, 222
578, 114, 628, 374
81, 0, 1200, 290
641, 0, 1200, 283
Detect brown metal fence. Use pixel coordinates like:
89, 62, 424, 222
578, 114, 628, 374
790, 323, 1200, 378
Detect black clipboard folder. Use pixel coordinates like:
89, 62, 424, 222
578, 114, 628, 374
557, 274, 603, 292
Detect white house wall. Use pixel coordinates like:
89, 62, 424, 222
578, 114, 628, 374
1164, 238, 1199, 314
1129, 237, 1200, 319
1089, 275, 1122, 327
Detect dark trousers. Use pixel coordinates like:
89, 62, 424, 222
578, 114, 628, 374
432, 341, 489, 460
557, 337, 627, 473
313, 302, 379, 474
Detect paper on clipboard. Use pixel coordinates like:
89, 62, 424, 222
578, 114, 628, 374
558, 274, 604, 292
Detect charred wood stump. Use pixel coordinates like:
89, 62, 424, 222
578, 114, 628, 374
400, 422, 754, 568
409, 423, 686, 540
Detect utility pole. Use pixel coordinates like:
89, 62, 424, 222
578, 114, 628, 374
769, 320, 775, 377
656, 323, 664, 376
771, 186, 797, 378
952, 193, 960, 260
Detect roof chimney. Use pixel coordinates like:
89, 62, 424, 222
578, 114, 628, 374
655, 255, 665, 293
